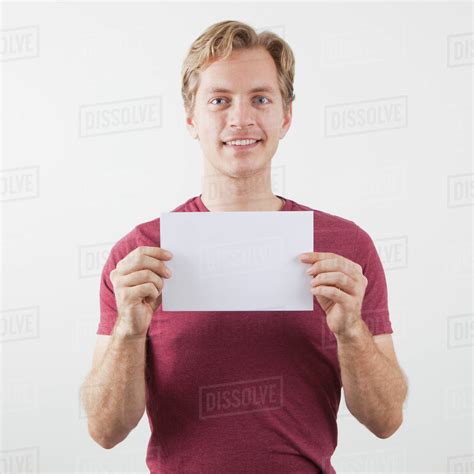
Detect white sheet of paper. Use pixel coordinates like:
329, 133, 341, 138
160, 211, 314, 311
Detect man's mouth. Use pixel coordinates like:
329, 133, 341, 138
222, 139, 263, 151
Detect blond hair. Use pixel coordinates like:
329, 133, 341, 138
181, 20, 296, 117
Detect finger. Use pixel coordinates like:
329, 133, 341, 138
306, 258, 360, 280
300, 253, 343, 274
127, 282, 160, 303
301, 252, 363, 276
117, 246, 172, 268
299, 252, 335, 263
116, 254, 172, 278
305, 258, 339, 275
311, 271, 357, 295
311, 284, 350, 303
134, 246, 173, 260
116, 269, 165, 294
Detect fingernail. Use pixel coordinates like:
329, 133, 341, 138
166, 268, 172, 277
306, 268, 312, 274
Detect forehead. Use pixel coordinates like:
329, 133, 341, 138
199, 48, 279, 94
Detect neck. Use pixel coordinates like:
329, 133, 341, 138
200, 168, 283, 212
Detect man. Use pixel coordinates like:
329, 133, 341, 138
81, 20, 408, 473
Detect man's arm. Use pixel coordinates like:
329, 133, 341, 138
335, 320, 408, 438
80, 330, 147, 449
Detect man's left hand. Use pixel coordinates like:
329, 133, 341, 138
299, 252, 368, 337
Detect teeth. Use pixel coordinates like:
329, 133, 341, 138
226, 139, 258, 146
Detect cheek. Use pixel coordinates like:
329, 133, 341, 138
265, 118, 283, 136
198, 128, 220, 146
205, 122, 223, 139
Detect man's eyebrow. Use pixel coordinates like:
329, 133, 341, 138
205, 85, 277, 94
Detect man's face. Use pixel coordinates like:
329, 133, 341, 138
186, 47, 292, 179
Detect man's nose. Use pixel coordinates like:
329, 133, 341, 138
228, 99, 256, 128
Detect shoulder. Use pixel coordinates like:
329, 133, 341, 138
289, 198, 358, 231
289, 198, 377, 264
106, 198, 195, 264
103, 226, 141, 270
292, 201, 361, 247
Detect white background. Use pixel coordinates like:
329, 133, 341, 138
1, 2, 472, 473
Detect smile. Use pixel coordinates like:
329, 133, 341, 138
223, 139, 262, 151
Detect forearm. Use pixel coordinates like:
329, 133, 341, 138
335, 319, 407, 438
81, 329, 147, 448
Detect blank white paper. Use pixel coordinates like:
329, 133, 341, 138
160, 211, 314, 311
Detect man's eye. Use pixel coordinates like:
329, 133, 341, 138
210, 97, 227, 105
210, 96, 270, 105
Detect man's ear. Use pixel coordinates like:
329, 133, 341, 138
186, 114, 199, 140
279, 101, 293, 140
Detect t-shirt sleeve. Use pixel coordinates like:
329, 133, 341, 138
354, 225, 393, 336
97, 230, 138, 335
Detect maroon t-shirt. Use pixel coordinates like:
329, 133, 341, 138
97, 194, 393, 473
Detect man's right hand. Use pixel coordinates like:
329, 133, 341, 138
109, 246, 173, 337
